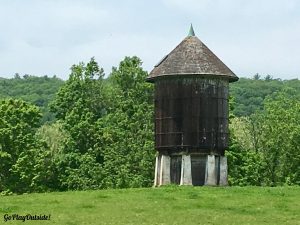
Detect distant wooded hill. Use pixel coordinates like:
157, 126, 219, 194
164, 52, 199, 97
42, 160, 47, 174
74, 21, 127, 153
0, 75, 64, 123
0, 75, 299, 122
230, 77, 300, 116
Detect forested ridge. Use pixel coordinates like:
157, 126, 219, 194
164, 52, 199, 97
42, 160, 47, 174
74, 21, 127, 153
1, 73, 300, 121
0, 75, 64, 124
0, 57, 299, 194
230, 76, 300, 116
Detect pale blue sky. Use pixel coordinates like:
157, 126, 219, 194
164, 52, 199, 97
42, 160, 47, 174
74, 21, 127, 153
0, 0, 299, 80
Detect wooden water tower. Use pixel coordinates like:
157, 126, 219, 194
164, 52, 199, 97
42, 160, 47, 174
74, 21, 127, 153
147, 25, 238, 186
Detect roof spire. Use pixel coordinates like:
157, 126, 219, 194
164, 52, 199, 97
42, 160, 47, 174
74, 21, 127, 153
188, 23, 195, 37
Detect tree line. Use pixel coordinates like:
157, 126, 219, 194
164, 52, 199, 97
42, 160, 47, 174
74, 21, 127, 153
0, 75, 64, 124
2, 72, 300, 124
230, 76, 300, 116
0, 57, 299, 194
1, 57, 154, 194
228, 88, 300, 186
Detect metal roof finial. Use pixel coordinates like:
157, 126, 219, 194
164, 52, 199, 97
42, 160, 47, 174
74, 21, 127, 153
188, 23, 195, 37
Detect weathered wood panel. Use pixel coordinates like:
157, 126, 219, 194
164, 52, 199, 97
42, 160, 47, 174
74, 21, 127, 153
155, 77, 229, 155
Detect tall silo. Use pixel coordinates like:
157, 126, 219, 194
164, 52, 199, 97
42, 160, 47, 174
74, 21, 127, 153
147, 25, 239, 186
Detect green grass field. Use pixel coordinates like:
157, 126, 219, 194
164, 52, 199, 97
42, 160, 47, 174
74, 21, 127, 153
0, 186, 299, 225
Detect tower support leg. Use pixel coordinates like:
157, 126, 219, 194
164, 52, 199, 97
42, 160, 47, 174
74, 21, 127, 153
205, 155, 217, 185
219, 156, 228, 186
154, 154, 161, 186
180, 154, 192, 185
159, 155, 170, 185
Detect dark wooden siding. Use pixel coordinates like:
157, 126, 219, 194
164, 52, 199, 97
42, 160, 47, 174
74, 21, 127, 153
154, 77, 229, 154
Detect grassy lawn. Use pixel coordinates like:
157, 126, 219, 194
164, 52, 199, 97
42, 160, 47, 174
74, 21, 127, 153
0, 186, 299, 225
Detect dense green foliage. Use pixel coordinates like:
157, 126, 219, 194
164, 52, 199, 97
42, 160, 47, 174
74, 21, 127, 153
0, 99, 42, 193
35, 56, 154, 191
0, 75, 64, 123
0, 58, 299, 194
230, 76, 300, 116
95, 57, 154, 188
227, 88, 300, 186
1, 187, 299, 224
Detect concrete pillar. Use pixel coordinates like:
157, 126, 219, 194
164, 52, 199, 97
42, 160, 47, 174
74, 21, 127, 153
180, 155, 192, 185
154, 155, 161, 186
159, 155, 170, 185
219, 156, 228, 186
205, 155, 217, 185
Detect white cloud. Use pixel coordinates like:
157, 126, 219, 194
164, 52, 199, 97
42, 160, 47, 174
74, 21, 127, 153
0, 0, 299, 79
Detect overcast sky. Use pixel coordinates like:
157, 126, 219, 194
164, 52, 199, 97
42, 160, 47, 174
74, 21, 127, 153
0, 0, 299, 80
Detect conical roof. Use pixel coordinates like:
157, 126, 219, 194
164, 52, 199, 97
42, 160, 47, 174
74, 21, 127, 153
147, 30, 238, 82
